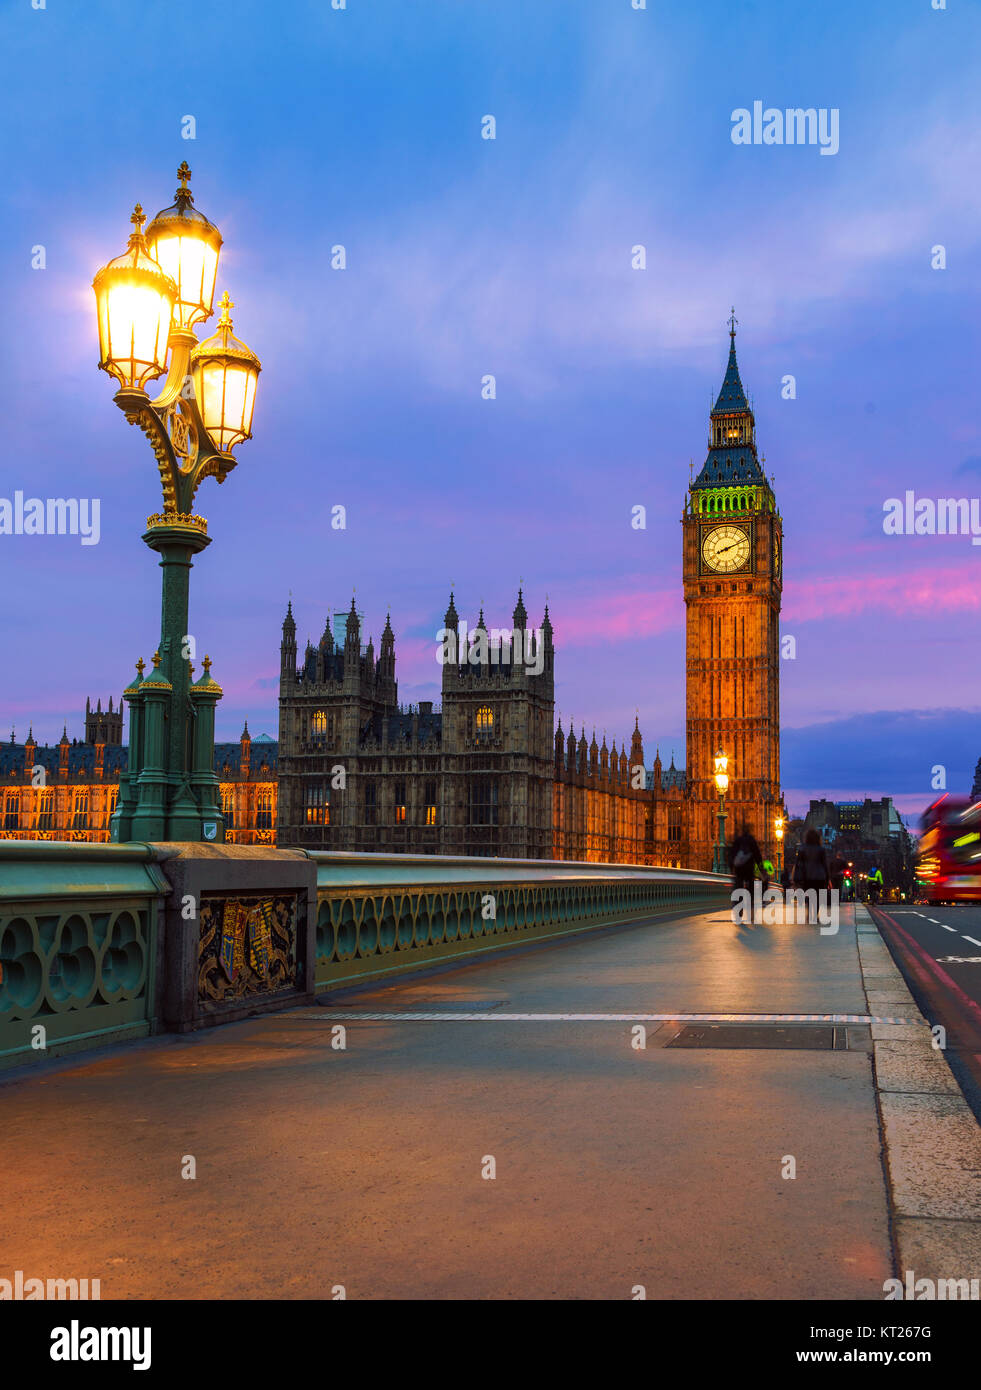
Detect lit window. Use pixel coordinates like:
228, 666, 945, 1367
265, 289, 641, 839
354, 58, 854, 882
3, 792, 20, 831
394, 780, 407, 823
37, 789, 54, 831
305, 784, 328, 825
73, 791, 89, 830
312, 710, 328, 738
256, 789, 273, 830
476, 706, 494, 735
221, 789, 235, 830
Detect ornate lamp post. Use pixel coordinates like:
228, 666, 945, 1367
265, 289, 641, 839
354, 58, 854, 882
774, 815, 785, 875
712, 750, 729, 873
93, 163, 261, 843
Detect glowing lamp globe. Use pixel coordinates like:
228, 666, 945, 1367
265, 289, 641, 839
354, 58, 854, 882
92, 206, 177, 391
713, 750, 729, 795
145, 162, 222, 330
190, 292, 261, 453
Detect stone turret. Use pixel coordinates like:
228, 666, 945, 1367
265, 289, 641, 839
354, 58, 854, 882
280, 599, 297, 686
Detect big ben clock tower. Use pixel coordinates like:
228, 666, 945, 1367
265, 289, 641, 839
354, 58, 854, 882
683, 315, 782, 870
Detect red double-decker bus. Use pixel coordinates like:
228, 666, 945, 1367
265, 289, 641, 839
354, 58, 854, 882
916, 795, 981, 904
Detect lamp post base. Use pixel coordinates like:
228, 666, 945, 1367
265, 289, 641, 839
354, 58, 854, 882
111, 520, 224, 845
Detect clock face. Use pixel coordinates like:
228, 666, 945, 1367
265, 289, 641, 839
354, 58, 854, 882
701, 524, 751, 574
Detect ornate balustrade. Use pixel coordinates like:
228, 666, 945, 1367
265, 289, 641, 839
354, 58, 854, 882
0, 842, 169, 1070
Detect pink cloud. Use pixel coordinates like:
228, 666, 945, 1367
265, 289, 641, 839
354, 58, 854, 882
549, 588, 683, 645
784, 564, 981, 622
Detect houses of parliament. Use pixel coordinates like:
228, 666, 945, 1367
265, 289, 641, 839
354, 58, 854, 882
1, 326, 785, 870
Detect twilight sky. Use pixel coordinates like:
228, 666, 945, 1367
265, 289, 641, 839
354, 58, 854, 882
1, 0, 979, 820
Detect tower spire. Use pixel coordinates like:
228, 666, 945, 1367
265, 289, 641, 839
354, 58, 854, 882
690, 315, 765, 490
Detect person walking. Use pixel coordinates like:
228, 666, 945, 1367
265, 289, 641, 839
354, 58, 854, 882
729, 823, 764, 924
792, 829, 831, 924
868, 865, 884, 905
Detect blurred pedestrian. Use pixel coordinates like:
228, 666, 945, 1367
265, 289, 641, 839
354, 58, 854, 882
729, 823, 763, 924
793, 829, 830, 924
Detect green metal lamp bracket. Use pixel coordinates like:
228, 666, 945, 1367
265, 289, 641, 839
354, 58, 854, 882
112, 328, 236, 524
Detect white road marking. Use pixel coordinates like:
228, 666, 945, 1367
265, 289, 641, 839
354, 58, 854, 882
941, 925, 957, 932
963, 935, 981, 948
302, 1010, 919, 1025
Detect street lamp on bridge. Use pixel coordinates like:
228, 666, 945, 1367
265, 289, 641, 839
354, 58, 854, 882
92, 163, 261, 843
774, 816, 785, 875
713, 750, 729, 874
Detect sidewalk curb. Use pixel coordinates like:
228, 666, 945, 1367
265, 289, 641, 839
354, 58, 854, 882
855, 906, 981, 1285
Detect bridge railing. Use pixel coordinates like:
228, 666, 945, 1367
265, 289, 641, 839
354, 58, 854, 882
311, 852, 728, 991
0, 842, 728, 1066
0, 842, 169, 1070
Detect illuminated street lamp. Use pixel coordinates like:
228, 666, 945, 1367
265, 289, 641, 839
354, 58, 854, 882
774, 815, 785, 875
92, 163, 261, 842
713, 750, 729, 874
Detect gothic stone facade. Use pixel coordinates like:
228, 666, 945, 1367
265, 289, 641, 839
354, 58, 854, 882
277, 593, 690, 865
0, 707, 276, 846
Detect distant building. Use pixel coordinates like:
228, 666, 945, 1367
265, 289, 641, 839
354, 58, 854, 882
971, 757, 981, 802
797, 796, 915, 892
84, 695, 124, 746
0, 723, 126, 842
0, 711, 276, 845
275, 592, 684, 862
803, 797, 904, 845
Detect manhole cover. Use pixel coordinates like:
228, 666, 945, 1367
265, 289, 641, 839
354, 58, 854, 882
667, 1024, 837, 1050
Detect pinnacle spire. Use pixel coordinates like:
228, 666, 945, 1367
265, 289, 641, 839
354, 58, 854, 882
512, 585, 527, 628
712, 314, 749, 415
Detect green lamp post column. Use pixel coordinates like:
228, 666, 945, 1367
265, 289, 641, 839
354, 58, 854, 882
130, 653, 172, 842
93, 165, 261, 844
189, 656, 225, 841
